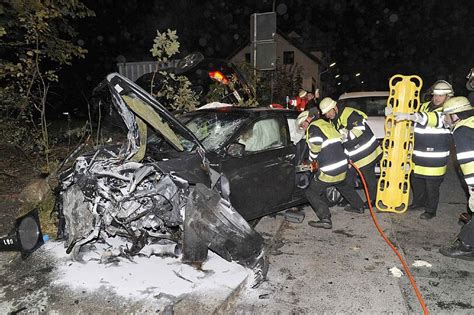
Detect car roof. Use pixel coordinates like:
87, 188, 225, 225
187, 106, 298, 115
338, 91, 389, 100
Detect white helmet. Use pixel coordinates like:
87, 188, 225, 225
296, 110, 310, 128
319, 97, 337, 114
443, 96, 472, 114
298, 89, 308, 98
431, 80, 454, 96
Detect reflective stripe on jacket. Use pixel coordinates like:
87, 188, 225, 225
413, 101, 452, 178
306, 119, 348, 183
453, 116, 474, 186
334, 106, 382, 168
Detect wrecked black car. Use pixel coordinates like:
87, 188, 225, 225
135, 52, 255, 105
169, 107, 309, 220
55, 73, 311, 286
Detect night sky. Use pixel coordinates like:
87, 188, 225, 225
61, 0, 474, 108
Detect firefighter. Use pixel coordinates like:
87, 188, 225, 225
460, 68, 474, 223
320, 97, 382, 208
439, 96, 474, 260
304, 102, 365, 229
304, 89, 319, 112
295, 89, 309, 112
294, 110, 317, 189
295, 109, 317, 161
394, 80, 453, 219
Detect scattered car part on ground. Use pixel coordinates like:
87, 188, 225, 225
183, 183, 267, 285
0, 208, 44, 258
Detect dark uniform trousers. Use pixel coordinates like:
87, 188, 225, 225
304, 177, 364, 220
360, 162, 378, 203
346, 160, 379, 204
411, 175, 444, 214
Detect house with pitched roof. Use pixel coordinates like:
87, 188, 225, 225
228, 31, 323, 94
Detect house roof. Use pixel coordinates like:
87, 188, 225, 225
227, 29, 322, 65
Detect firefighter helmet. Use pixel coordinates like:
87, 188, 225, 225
319, 97, 337, 115
298, 89, 308, 98
431, 80, 454, 96
296, 110, 310, 128
443, 96, 472, 114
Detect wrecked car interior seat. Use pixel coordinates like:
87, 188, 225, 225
239, 118, 283, 152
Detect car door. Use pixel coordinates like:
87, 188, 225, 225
220, 115, 295, 220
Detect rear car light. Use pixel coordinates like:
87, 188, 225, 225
209, 71, 229, 85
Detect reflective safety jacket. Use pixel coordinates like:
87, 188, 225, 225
333, 106, 382, 168
413, 101, 452, 178
306, 118, 348, 183
452, 115, 474, 187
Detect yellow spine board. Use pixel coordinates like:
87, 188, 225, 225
376, 75, 422, 213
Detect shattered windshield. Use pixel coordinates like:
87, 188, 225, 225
182, 112, 247, 151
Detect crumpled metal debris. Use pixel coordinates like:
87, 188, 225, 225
58, 149, 187, 261
183, 183, 267, 286
57, 151, 266, 286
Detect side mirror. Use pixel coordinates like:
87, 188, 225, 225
0, 208, 44, 259
227, 143, 245, 158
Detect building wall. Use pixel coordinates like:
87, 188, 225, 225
229, 34, 320, 94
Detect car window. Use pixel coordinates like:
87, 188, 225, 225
238, 117, 287, 153
183, 112, 246, 151
287, 117, 304, 144
338, 96, 388, 116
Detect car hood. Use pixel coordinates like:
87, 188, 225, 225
96, 73, 206, 161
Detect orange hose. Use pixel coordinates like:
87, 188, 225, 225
349, 161, 429, 315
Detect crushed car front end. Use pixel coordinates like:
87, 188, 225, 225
55, 73, 267, 285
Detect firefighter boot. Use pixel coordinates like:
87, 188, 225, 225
439, 239, 474, 261
308, 218, 332, 229
344, 205, 365, 214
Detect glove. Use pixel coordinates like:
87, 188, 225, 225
394, 112, 422, 123
384, 107, 393, 116
339, 128, 348, 142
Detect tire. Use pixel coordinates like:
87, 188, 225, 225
176, 52, 204, 73
323, 186, 343, 207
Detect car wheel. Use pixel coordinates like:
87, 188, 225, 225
323, 186, 343, 207
176, 52, 204, 73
